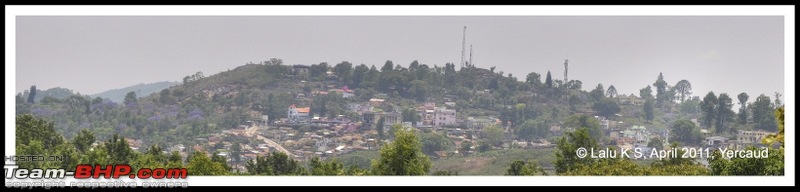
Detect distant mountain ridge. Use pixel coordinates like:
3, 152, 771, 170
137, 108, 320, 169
90, 81, 178, 103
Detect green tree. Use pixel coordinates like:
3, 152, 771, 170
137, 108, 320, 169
381, 60, 394, 73
72, 129, 95, 153
711, 106, 784, 176
483, 125, 504, 147
653, 72, 668, 105
459, 141, 472, 156
409, 80, 430, 102
515, 119, 549, 142
763, 106, 784, 148
376, 117, 385, 140
246, 151, 302, 175
16, 114, 65, 149
709, 146, 782, 176
210, 152, 232, 172
606, 85, 618, 98
420, 132, 453, 156
669, 120, 701, 146
476, 141, 492, 153
104, 134, 137, 165
187, 151, 228, 175
679, 98, 700, 114
643, 98, 655, 122
506, 160, 545, 176
28, 85, 37, 103
545, 71, 553, 88
231, 142, 243, 164
401, 108, 420, 126
333, 61, 353, 85
554, 127, 599, 174
590, 83, 605, 102
370, 125, 432, 175
159, 89, 175, 105
593, 98, 621, 119
525, 72, 541, 87
751, 94, 777, 131
169, 151, 183, 163
352, 64, 370, 88
564, 115, 603, 140
640, 85, 654, 100
737, 92, 749, 124
566, 80, 582, 90
308, 157, 344, 175
715, 93, 734, 133
674, 80, 692, 102
700, 91, 717, 128
140, 145, 167, 168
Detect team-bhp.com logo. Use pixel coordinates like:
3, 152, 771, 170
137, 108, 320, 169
6, 165, 187, 179
6, 164, 188, 188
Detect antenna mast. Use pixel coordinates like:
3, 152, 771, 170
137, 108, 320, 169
564, 59, 569, 83
469, 44, 474, 67
461, 26, 467, 68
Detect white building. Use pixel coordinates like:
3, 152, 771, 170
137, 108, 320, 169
287, 104, 310, 122
434, 107, 457, 127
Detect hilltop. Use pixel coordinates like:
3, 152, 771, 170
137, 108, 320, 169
90, 81, 178, 103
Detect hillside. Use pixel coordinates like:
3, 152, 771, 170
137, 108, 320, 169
15, 58, 782, 176
90, 81, 178, 103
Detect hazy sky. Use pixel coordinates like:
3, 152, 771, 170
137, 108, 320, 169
16, 16, 784, 103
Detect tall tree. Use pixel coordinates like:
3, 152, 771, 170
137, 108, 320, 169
700, 92, 717, 128
643, 98, 655, 122
737, 92, 749, 124
526, 72, 541, 87
381, 60, 394, 73
371, 125, 432, 175
640, 85, 654, 100
750, 94, 777, 131
27, 85, 37, 103
606, 85, 618, 98
105, 134, 138, 165
715, 93, 734, 133
545, 71, 553, 88
333, 61, 353, 85
590, 83, 605, 102
653, 73, 668, 105
231, 142, 242, 164
376, 117, 386, 140
124, 91, 138, 105
674, 80, 692, 102
352, 64, 369, 88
